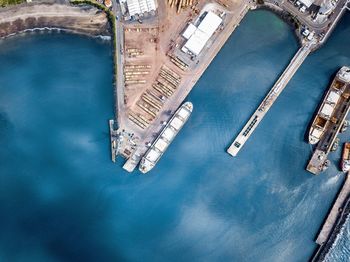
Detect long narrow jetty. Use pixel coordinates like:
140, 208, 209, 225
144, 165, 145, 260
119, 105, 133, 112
316, 173, 350, 245
227, 41, 315, 157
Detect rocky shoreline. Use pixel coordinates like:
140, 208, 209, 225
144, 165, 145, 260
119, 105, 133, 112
0, 2, 110, 39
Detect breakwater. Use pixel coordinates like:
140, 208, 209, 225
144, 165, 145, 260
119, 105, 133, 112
312, 196, 350, 261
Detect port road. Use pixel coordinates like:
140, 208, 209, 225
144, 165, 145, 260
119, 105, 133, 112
115, 21, 125, 129
265, 0, 349, 46
322, 0, 350, 43
227, 41, 315, 157
110, 1, 126, 130
279, 0, 347, 30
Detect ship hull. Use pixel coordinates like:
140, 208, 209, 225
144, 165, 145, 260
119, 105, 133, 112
139, 102, 193, 174
308, 66, 350, 145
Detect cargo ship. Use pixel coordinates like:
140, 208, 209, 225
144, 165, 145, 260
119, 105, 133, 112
308, 66, 350, 145
139, 102, 193, 174
341, 142, 350, 172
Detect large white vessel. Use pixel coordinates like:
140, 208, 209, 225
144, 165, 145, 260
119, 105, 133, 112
308, 66, 350, 145
139, 102, 193, 174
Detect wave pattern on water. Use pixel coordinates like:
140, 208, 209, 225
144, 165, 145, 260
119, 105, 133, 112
1, 27, 111, 41
325, 214, 350, 261
0, 10, 350, 262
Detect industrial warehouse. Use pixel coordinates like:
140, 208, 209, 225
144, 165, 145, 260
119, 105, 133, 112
119, 0, 157, 19
181, 11, 223, 56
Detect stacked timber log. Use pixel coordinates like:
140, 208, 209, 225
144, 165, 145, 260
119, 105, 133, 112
124, 64, 151, 86
128, 65, 182, 129
168, 0, 198, 13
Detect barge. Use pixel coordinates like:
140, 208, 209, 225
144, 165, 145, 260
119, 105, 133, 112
139, 102, 193, 174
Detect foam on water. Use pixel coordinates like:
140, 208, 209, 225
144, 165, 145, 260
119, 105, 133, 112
325, 214, 350, 261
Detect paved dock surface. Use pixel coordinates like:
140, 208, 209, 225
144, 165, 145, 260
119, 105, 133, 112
111, 0, 350, 172
118, 0, 253, 172
227, 41, 315, 157
316, 173, 350, 245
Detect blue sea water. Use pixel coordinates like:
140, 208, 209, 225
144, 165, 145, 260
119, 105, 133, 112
0, 10, 350, 262
325, 215, 350, 262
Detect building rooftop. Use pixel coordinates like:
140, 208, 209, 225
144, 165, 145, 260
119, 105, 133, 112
121, 0, 157, 17
181, 11, 222, 56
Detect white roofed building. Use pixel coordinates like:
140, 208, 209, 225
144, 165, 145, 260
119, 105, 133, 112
182, 24, 197, 40
299, 0, 315, 8
120, 0, 157, 18
181, 11, 222, 56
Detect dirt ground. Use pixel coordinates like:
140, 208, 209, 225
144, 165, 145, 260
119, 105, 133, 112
0, 3, 110, 37
121, 0, 247, 132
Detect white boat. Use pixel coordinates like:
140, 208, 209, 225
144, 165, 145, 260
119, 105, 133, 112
308, 66, 350, 144
139, 102, 193, 174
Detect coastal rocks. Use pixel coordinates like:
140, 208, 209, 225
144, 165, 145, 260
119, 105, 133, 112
0, 3, 110, 39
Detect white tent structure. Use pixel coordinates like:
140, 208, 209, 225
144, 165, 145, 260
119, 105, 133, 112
181, 11, 222, 56
121, 0, 157, 17
299, 0, 315, 8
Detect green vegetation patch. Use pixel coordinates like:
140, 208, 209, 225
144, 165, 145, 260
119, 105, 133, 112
0, 0, 24, 7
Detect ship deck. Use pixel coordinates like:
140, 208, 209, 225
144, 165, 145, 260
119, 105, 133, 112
307, 80, 350, 175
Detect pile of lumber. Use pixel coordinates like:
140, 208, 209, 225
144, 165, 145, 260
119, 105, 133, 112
168, 0, 197, 13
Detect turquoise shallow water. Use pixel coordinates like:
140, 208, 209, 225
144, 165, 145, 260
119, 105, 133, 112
0, 10, 350, 262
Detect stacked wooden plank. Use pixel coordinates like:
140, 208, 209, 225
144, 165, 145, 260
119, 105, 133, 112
168, 0, 197, 13
129, 65, 182, 129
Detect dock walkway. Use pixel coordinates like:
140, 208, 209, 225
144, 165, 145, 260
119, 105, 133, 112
227, 41, 315, 157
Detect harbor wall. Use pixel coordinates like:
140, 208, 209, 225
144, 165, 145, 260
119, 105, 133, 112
311, 196, 350, 261
311, 174, 350, 261
316, 174, 350, 244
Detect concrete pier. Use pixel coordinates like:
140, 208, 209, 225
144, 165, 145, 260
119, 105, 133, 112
227, 41, 315, 157
316, 173, 350, 245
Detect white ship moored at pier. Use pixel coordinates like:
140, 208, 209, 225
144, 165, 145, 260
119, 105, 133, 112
139, 102, 193, 174
308, 66, 350, 145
